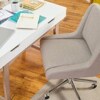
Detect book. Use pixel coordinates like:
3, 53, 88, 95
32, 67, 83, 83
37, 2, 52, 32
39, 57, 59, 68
22, 0, 44, 10
16, 13, 39, 29
9, 10, 32, 23
9, 10, 46, 24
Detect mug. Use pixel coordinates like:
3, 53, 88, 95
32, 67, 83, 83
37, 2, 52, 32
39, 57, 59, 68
11, 1, 20, 12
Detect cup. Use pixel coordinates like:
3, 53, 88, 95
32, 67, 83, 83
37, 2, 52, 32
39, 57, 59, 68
11, 1, 20, 12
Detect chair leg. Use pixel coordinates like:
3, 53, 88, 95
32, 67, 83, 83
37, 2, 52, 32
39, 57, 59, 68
70, 79, 81, 100
44, 78, 97, 100
73, 78, 97, 89
45, 79, 69, 99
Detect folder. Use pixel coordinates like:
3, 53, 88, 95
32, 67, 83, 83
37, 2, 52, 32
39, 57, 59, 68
9, 10, 46, 24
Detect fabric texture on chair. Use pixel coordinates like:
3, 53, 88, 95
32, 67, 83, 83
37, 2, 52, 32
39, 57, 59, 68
40, 3, 100, 79
41, 39, 91, 70
83, 5, 100, 53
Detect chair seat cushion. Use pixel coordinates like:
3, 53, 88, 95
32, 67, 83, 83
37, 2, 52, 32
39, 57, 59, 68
40, 38, 91, 71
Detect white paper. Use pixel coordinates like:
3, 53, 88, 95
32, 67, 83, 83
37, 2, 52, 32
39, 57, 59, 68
3, 4, 13, 12
16, 13, 39, 29
0, 9, 12, 21
0, 12, 3, 17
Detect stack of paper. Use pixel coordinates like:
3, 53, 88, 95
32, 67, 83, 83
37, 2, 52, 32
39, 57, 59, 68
22, 0, 44, 10
16, 13, 39, 29
0, 9, 12, 24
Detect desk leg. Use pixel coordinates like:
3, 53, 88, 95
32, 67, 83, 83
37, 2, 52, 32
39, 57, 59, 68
3, 65, 10, 100
53, 24, 59, 34
22, 51, 27, 61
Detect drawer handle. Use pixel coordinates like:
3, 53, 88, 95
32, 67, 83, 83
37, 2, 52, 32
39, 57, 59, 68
10, 44, 20, 52
48, 18, 55, 24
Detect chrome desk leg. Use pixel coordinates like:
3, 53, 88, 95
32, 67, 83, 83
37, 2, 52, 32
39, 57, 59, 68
3, 65, 10, 100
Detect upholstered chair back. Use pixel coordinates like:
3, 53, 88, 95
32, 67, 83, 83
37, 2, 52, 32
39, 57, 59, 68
82, 5, 100, 53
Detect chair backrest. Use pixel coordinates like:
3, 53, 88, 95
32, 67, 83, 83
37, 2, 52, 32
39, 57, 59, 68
82, 4, 100, 54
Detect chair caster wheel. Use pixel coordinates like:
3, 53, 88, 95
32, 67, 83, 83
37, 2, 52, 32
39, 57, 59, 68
91, 84, 97, 89
45, 94, 50, 100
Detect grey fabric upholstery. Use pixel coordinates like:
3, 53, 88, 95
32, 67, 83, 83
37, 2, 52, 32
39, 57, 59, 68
40, 3, 100, 79
41, 39, 91, 70
83, 5, 100, 53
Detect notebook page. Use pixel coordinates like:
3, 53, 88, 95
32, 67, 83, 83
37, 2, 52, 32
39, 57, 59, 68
16, 13, 39, 29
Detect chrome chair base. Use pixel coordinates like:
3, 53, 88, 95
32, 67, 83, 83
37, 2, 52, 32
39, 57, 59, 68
44, 78, 97, 100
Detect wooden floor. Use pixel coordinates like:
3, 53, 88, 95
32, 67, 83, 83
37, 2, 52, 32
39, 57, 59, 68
0, 0, 97, 100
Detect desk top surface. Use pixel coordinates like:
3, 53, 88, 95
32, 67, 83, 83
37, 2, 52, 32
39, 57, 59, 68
0, 1, 66, 59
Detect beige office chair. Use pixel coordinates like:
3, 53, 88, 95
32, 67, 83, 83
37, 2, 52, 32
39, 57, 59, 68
40, 3, 100, 100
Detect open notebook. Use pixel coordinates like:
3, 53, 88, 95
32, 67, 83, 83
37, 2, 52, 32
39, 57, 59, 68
16, 13, 40, 29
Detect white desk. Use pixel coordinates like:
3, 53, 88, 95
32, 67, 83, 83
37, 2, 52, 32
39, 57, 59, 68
0, 1, 66, 100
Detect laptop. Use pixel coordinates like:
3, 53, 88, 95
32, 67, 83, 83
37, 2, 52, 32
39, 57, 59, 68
0, 27, 14, 48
